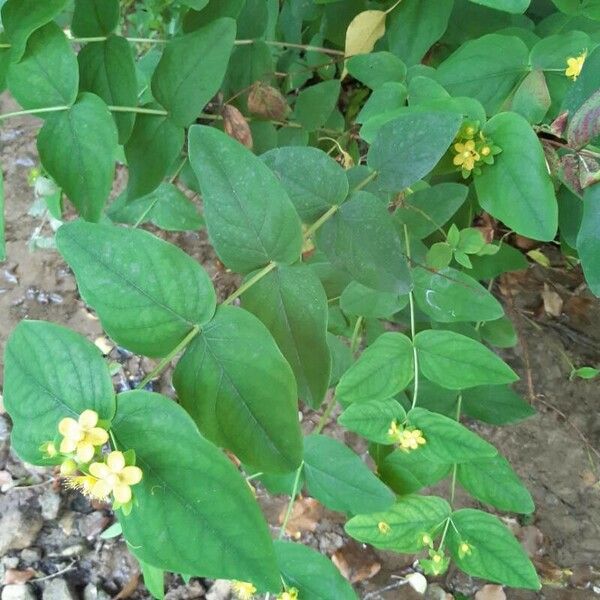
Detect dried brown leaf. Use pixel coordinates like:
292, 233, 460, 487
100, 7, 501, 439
4, 569, 36, 585
247, 82, 289, 121
331, 540, 381, 584
475, 584, 506, 600
542, 284, 563, 318
222, 105, 253, 149
278, 497, 324, 538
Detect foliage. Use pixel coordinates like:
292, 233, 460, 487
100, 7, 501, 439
2, 0, 600, 596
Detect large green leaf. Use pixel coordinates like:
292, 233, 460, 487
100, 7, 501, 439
436, 34, 529, 114
37, 93, 118, 222
336, 332, 414, 405
346, 52, 407, 90
468, 0, 530, 12
293, 80, 341, 131
462, 385, 535, 424
457, 455, 534, 513
112, 391, 281, 592
385, 0, 454, 65
262, 146, 349, 223
475, 112, 558, 241
394, 183, 468, 239
188, 125, 303, 273
3, 321, 115, 464
340, 281, 407, 319
338, 399, 407, 444
577, 184, 600, 296
242, 264, 330, 409
78, 36, 138, 144
173, 306, 303, 473
303, 434, 395, 514
1, 0, 69, 61
7, 23, 78, 110
415, 329, 519, 389
125, 110, 185, 200
367, 112, 462, 192
317, 192, 412, 294
274, 541, 358, 600
345, 495, 451, 552
56, 220, 216, 357
183, 0, 245, 30
448, 509, 540, 589
413, 267, 504, 323
407, 407, 497, 463
152, 19, 236, 127
72, 0, 120, 36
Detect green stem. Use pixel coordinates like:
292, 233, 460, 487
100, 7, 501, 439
352, 169, 379, 192
278, 462, 305, 539
136, 325, 200, 389
313, 395, 337, 435
350, 316, 363, 353
222, 262, 277, 306
0, 105, 70, 121
449, 393, 462, 506
303, 204, 339, 239
437, 517, 452, 551
236, 38, 344, 56
108, 430, 119, 451
403, 225, 419, 410
108, 105, 168, 116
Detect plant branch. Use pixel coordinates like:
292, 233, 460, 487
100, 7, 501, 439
0, 106, 70, 121
278, 462, 305, 539
313, 395, 337, 435
222, 262, 277, 305
403, 225, 420, 410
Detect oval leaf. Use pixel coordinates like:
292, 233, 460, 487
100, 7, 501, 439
56, 220, 216, 357
577, 184, 600, 296
344, 10, 387, 58
72, 0, 119, 36
339, 399, 407, 444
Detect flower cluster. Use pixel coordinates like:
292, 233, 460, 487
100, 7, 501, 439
565, 50, 586, 81
42, 410, 142, 511
388, 420, 426, 453
420, 549, 450, 576
231, 583, 299, 600
452, 122, 501, 178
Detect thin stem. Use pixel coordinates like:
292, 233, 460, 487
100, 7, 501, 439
245, 472, 263, 482
136, 325, 200, 389
403, 224, 419, 410
314, 396, 337, 435
236, 38, 345, 56
0, 105, 70, 121
278, 462, 305, 539
352, 169, 379, 192
449, 394, 462, 506
385, 0, 404, 14
222, 262, 277, 306
108, 105, 168, 116
350, 316, 363, 353
303, 204, 339, 239
437, 518, 452, 551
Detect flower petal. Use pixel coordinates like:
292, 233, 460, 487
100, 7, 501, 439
88, 428, 109, 446
121, 466, 143, 486
79, 409, 99, 430
89, 462, 111, 479
60, 438, 77, 454
113, 482, 132, 504
76, 442, 95, 463
107, 451, 126, 473
91, 479, 112, 500
453, 155, 463, 166
58, 417, 80, 439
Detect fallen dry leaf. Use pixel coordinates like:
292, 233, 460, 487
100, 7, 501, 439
533, 556, 568, 584
247, 82, 289, 121
114, 571, 140, 599
475, 584, 506, 600
278, 497, 324, 538
542, 284, 563, 317
4, 569, 36, 585
332, 540, 381, 584
222, 105, 253, 149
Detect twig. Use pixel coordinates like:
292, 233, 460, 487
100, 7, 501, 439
30, 561, 76, 582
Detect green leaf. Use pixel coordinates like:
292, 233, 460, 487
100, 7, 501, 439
303, 434, 395, 514
1, 0, 69, 61
568, 89, 600, 149
262, 146, 349, 223
457, 455, 534, 514
345, 495, 451, 552
357, 82, 407, 124
378, 449, 451, 494
462, 385, 535, 425
78, 36, 138, 144
467, 0, 530, 13
37, 93, 118, 222
274, 541, 358, 600
336, 332, 414, 405
108, 184, 203, 231
7, 23, 78, 110
346, 52, 407, 89
72, 0, 119, 36
294, 80, 341, 131
573, 366, 600, 379
188, 125, 303, 273
469, 243, 528, 280
407, 407, 497, 463
0, 163, 4, 261
415, 329, 519, 390
339, 399, 407, 444
112, 391, 280, 592
448, 509, 540, 589
173, 306, 303, 473
509, 70, 551, 124
340, 281, 407, 319
56, 220, 216, 357
367, 112, 462, 192
479, 317, 518, 348
394, 183, 468, 239
328, 333, 353, 387
413, 267, 504, 323
317, 192, 412, 294
125, 110, 185, 200
3, 321, 115, 464
385, 0, 454, 66
436, 34, 529, 114
242, 264, 331, 409
183, 0, 245, 31
426, 243, 453, 270
152, 19, 236, 127
140, 560, 164, 600
475, 112, 558, 241
562, 45, 600, 116
577, 184, 600, 296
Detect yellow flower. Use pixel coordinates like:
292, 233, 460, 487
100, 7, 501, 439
64, 474, 101, 498
421, 533, 433, 547
58, 410, 109, 462
565, 50, 587, 81
453, 140, 480, 172
458, 541, 472, 558
480, 146, 491, 157
89, 451, 143, 504
388, 420, 401, 439
398, 428, 426, 452
378, 521, 391, 535
277, 589, 299, 600
231, 581, 256, 600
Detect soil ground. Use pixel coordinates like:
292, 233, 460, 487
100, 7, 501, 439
0, 94, 599, 600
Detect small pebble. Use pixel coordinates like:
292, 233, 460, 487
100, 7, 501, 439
1, 584, 36, 600
19, 548, 42, 564
42, 577, 77, 600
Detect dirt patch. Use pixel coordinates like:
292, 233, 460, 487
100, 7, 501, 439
0, 95, 599, 599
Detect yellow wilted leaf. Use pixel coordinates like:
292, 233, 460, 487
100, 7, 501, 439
344, 10, 387, 59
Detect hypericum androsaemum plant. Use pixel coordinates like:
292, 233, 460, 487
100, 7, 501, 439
1, 0, 600, 597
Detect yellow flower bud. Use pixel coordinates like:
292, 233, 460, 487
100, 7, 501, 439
378, 521, 391, 535
60, 458, 78, 476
